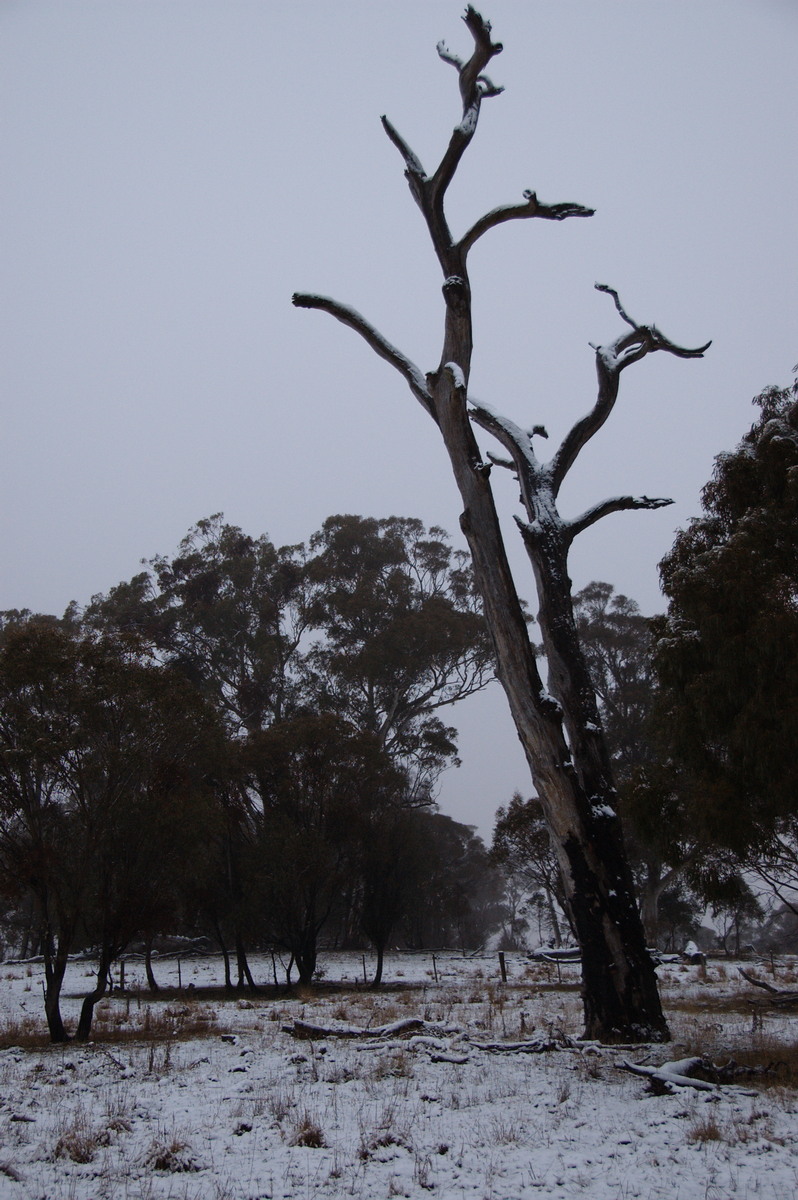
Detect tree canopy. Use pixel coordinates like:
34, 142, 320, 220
0, 512, 502, 1036
654, 377, 798, 853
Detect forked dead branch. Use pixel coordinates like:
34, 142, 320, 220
294, 8, 709, 1043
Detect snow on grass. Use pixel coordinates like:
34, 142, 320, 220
0, 952, 796, 1198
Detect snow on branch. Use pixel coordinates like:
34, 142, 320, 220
436, 40, 466, 73
469, 398, 541, 478
381, 115, 428, 208
618, 1055, 763, 1096
550, 284, 711, 492
291, 293, 434, 418
619, 1057, 719, 1094
486, 450, 515, 471
565, 495, 674, 542
593, 283, 711, 368
429, 7, 504, 205
459, 190, 594, 255
457, 6, 504, 104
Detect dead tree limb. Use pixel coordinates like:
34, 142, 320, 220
292, 6, 711, 1044
619, 1057, 719, 1094
472, 1035, 575, 1053
739, 968, 798, 1007
283, 1017, 425, 1040
619, 1055, 766, 1095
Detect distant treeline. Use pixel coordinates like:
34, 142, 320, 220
0, 514, 505, 1041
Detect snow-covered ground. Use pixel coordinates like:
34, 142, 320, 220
0, 951, 795, 1199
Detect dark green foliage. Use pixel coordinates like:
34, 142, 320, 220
0, 616, 220, 1038
656, 888, 701, 953
86, 514, 308, 735
82, 512, 494, 971
655, 377, 798, 852
491, 793, 570, 946
572, 582, 655, 779
247, 713, 403, 984
399, 812, 503, 950
304, 515, 493, 803
0, 512, 503, 1023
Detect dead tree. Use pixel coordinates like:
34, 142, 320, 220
294, 8, 708, 1042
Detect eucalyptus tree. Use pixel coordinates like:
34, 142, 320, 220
247, 713, 404, 985
305, 514, 493, 804
491, 792, 570, 948
0, 614, 218, 1041
654, 377, 798, 860
294, 8, 709, 1040
86, 514, 309, 737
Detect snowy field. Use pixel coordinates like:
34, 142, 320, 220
0, 951, 796, 1200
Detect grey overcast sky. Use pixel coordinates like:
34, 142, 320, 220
2, 1, 796, 836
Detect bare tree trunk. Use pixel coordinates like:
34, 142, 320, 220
544, 888, 563, 948
75, 945, 114, 1042
294, 9, 707, 1041
214, 922, 233, 991
144, 936, 160, 993
437, 368, 665, 1040
295, 941, 317, 987
371, 941, 385, 988
640, 862, 682, 948
43, 935, 70, 1043
235, 937, 259, 992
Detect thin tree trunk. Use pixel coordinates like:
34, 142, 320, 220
144, 937, 160, 993
214, 923, 233, 991
371, 941, 385, 988
75, 945, 113, 1042
43, 938, 70, 1043
235, 938, 259, 992
544, 887, 563, 948
640, 862, 681, 948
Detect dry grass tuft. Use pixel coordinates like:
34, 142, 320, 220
358, 1131, 412, 1160
0, 1014, 47, 1048
674, 1029, 798, 1091
687, 1113, 724, 1144
1, 995, 224, 1048
143, 1134, 199, 1172
726, 1039, 798, 1090
369, 1049, 414, 1081
290, 1115, 327, 1148
54, 1114, 98, 1164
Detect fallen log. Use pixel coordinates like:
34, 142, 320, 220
739, 969, 798, 1007
618, 1056, 718, 1094
283, 1017, 425, 1040
618, 1055, 761, 1096
528, 948, 581, 963
472, 1035, 574, 1054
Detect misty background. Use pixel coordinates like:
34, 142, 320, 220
2, 0, 796, 836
